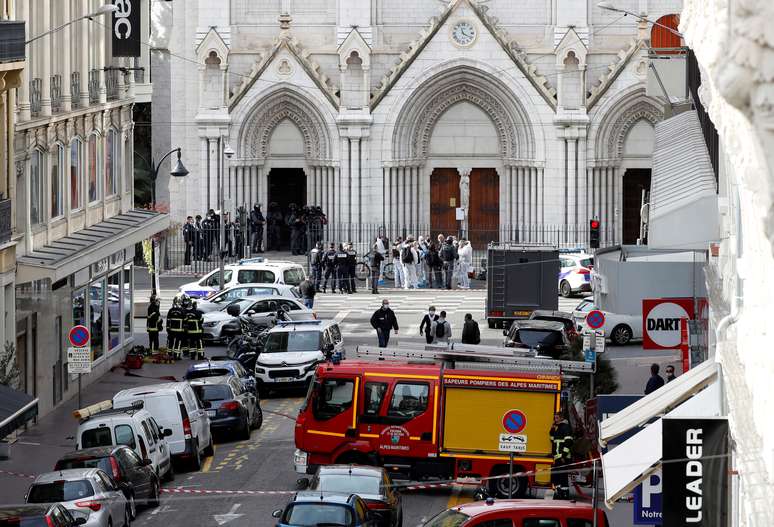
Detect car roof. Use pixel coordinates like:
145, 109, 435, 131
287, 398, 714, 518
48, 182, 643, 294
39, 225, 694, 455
268, 321, 328, 333
0, 505, 55, 519
531, 310, 573, 320
188, 375, 235, 386
563, 253, 593, 260
59, 446, 126, 459
512, 320, 566, 331
188, 361, 238, 371
240, 295, 302, 303
114, 382, 189, 399
293, 492, 356, 505
224, 261, 302, 271
456, 499, 594, 516
33, 468, 103, 482
316, 465, 384, 478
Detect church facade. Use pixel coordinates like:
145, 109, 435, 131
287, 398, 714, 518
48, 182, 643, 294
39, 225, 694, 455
152, 0, 681, 247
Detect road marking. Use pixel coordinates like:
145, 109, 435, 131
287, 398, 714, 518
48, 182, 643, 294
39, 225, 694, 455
213, 503, 243, 526
151, 505, 177, 516
202, 443, 216, 472
333, 310, 350, 323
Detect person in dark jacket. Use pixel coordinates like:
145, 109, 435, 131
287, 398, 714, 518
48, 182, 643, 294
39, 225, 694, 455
644, 363, 665, 394
310, 242, 323, 291
665, 365, 677, 382
550, 412, 574, 499
419, 306, 439, 344
370, 299, 399, 348
461, 313, 481, 345
370, 245, 384, 294
299, 277, 316, 309
335, 244, 350, 294
183, 216, 195, 265
322, 243, 338, 293
249, 204, 265, 253
146, 295, 163, 353
440, 237, 457, 289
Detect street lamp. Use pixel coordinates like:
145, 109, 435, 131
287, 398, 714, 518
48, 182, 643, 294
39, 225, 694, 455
25, 4, 119, 45
218, 144, 236, 290
596, 1, 684, 38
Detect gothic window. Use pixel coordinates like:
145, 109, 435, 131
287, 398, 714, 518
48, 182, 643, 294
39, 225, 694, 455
341, 51, 364, 109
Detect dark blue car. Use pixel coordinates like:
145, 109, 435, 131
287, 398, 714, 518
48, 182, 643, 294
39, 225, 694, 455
184, 360, 257, 394
272, 492, 379, 527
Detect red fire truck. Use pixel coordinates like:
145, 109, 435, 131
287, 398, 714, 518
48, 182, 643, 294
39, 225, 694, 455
294, 347, 591, 497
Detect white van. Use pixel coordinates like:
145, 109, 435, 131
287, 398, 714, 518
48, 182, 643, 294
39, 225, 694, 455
76, 404, 173, 481
113, 383, 213, 471
179, 260, 307, 299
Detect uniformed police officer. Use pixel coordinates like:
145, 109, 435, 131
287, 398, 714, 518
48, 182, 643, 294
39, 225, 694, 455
166, 295, 186, 359
185, 300, 205, 360
346, 242, 358, 294
322, 243, 338, 293
310, 241, 323, 292
335, 244, 350, 294
147, 294, 163, 354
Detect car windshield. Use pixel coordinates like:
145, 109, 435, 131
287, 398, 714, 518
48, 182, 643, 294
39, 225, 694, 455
421, 509, 470, 527
283, 503, 352, 526
263, 332, 321, 353
27, 480, 94, 503
283, 268, 305, 286
192, 385, 232, 402
56, 456, 112, 474
517, 329, 563, 348
80, 427, 113, 448
185, 368, 231, 380
313, 474, 380, 495
221, 298, 253, 314
580, 257, 594, 268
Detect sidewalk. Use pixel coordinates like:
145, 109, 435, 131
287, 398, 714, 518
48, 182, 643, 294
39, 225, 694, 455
0, 351, 189, 505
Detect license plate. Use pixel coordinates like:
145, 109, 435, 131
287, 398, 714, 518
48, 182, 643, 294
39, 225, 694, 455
206, 410, 216, 417
275, 377, 294, 383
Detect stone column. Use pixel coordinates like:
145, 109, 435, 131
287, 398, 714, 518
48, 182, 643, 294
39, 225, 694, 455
80, 0, 90, 108
383, 167, 390, 228
503, 166, 511, 234
40, 0, 52, 116
578, 136, 588, 230
340, 138, 350, 225
200, 137, 209, 209
17, 0, 30, 120
351, 138, 360, 224
421, 166, 430, 228
97, 2, 107, 104
61, 0, 72, 112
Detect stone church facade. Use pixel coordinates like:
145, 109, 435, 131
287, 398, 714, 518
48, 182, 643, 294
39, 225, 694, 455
152, 0, 681, 246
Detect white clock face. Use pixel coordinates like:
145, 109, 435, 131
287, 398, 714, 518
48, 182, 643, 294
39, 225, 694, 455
452, 21, 477, 47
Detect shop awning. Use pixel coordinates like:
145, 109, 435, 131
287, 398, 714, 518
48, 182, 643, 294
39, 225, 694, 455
0, 385, 38, 439
17, 209, 169, 283
601, 366, 723, 506
600, 359, 719, 445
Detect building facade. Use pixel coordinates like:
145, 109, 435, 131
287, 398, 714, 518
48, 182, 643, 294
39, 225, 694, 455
12, 0, 166, 417
154, 0, 682, 248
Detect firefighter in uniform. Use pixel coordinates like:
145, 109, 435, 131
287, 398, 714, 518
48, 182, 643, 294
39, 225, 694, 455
346, 242, 358, 294
549, 411, 574, 499
185, 300, 205, 360
322, 243, 337, 293
335, 244, 350, 294
166, 296, 186, 359
146, 295, 163, 354
310, 242, 323, 292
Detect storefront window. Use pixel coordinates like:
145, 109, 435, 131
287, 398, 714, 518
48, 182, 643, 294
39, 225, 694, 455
88, 133, 101, 203
70, 139, 82, 210
72, 288, 86, 327
123, 265, 132, 337
30, 149, 45, 225
51, 144, 65, 218
108, 272, 121, 351
90, 279, 105, 361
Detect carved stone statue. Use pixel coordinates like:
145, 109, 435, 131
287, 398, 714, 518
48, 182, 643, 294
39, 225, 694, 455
459, 168, 471, 210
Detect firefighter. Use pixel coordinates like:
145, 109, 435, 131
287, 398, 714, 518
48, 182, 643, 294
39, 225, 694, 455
185, 300, 205, 360
346, 242, 358, 293
146, 294, 163, 354
166, 295, 186, 360
549, 411, 574, 499
335, 244, 350, 294
310, 241, 323, 292
322, 243, 337, 293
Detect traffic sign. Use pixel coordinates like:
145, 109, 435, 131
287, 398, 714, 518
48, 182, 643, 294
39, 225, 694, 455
595, 331, 606, 354
502, 409, 527, 434
584, 349, 596, 364
69, 325, 90, 348
67, 347, 92, 374
498, 433, 527, 452
633, 472, 663, 524
586, 310, 605, 330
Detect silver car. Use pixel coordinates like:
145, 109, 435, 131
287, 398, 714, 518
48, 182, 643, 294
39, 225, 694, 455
196, 283, 301, 313
202, 296, 315, 342
26, 469, 130, 527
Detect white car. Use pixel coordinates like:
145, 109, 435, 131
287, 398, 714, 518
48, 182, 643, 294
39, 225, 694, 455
196, 283, 301, 313
558, 253, 594, 297
572, 299, 642, 346
202, 296, 314, 342
179, 259, 306, 299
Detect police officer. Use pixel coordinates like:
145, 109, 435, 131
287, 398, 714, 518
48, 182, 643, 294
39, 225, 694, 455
166, 295, 186, 359
183, 216, 195, 265
185, 300, 205, 360
549, 411, 574, 499
249, 204, 265, 253
346, 242, 358, 294
310, 241, 323, 292
335, 244, 350, 294
322, 243, 338, 293
267, 202, 283, 250
147, 295, 163, 354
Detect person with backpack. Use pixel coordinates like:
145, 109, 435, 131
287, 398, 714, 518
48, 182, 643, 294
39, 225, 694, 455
419, 306, 439, 344
440, 237, 458, 289
461, 313, 481, 345
427, 243, 443, 288
431, 310, 452, 345
402, 237, 418, 290
392, 238, 404, 288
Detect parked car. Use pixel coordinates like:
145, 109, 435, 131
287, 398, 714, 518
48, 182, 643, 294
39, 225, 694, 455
179, 260, 306, 299
255, 320, 344, 392
272, 492, 379, 527
421, 498, 609, 527
529, 310, 579, 340
0, 505, 85, 527
503, 320, 569, 358
558, 253, 594, 297
184, 360, 257, 395
75, 404, 173, 481
113, 383, 213, 471
196, 284, 301, 313
572, 299, 642, 345
189, 376, 262, 439
54, 446, 161, 515
202, 296, 314, 342
25, 469, 130, 527
299, 466, 402, 527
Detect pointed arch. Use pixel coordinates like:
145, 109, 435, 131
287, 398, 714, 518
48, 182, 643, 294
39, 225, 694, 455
592, 87, 664, 163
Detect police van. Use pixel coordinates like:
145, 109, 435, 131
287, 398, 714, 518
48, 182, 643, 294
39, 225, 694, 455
179, 259, 306, 299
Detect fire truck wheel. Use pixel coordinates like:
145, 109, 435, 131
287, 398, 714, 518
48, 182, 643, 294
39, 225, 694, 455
489, 466, 528, 499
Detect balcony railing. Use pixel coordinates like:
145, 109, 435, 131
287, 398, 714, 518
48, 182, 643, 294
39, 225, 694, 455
687, 50, 720, 187
88, 69, 99, 104
0, 21, 25, 63
51, 74, 62, 113
106, 68, 119, 101
71, 72, 81, 109
0, 199, 12, 245
29, 78, 41, 117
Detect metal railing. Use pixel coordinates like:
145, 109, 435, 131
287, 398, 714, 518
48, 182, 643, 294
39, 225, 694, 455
50, 74, 62, 113
0, 21, 25, 63
0, 199, 12, 244
88, 69, 100, 104
687, 49, 719, 188
106, 69, 119, 101
29, 78, 41, 117
71, 72, 81, 109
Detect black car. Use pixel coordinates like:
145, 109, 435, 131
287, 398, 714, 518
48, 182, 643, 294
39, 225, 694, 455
0, 505, 85, 527
190, 375, 262, 439
299, 465, 402, 527
184, 360, 258, 395
528, 310, 578, 340
503, 320, 570, 358
54, 445, 161, 510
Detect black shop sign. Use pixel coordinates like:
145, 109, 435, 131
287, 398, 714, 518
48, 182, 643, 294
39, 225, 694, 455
111, 0, 140, 57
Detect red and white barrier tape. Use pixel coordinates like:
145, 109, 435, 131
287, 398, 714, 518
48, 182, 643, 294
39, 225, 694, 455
162, 487, 294, 496
0, 468, 37, 479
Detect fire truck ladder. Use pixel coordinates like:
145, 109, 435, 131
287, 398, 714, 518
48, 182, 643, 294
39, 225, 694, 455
355, 345, 594, 374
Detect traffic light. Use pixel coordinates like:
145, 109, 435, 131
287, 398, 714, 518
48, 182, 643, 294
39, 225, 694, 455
589, 219, 601, 249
